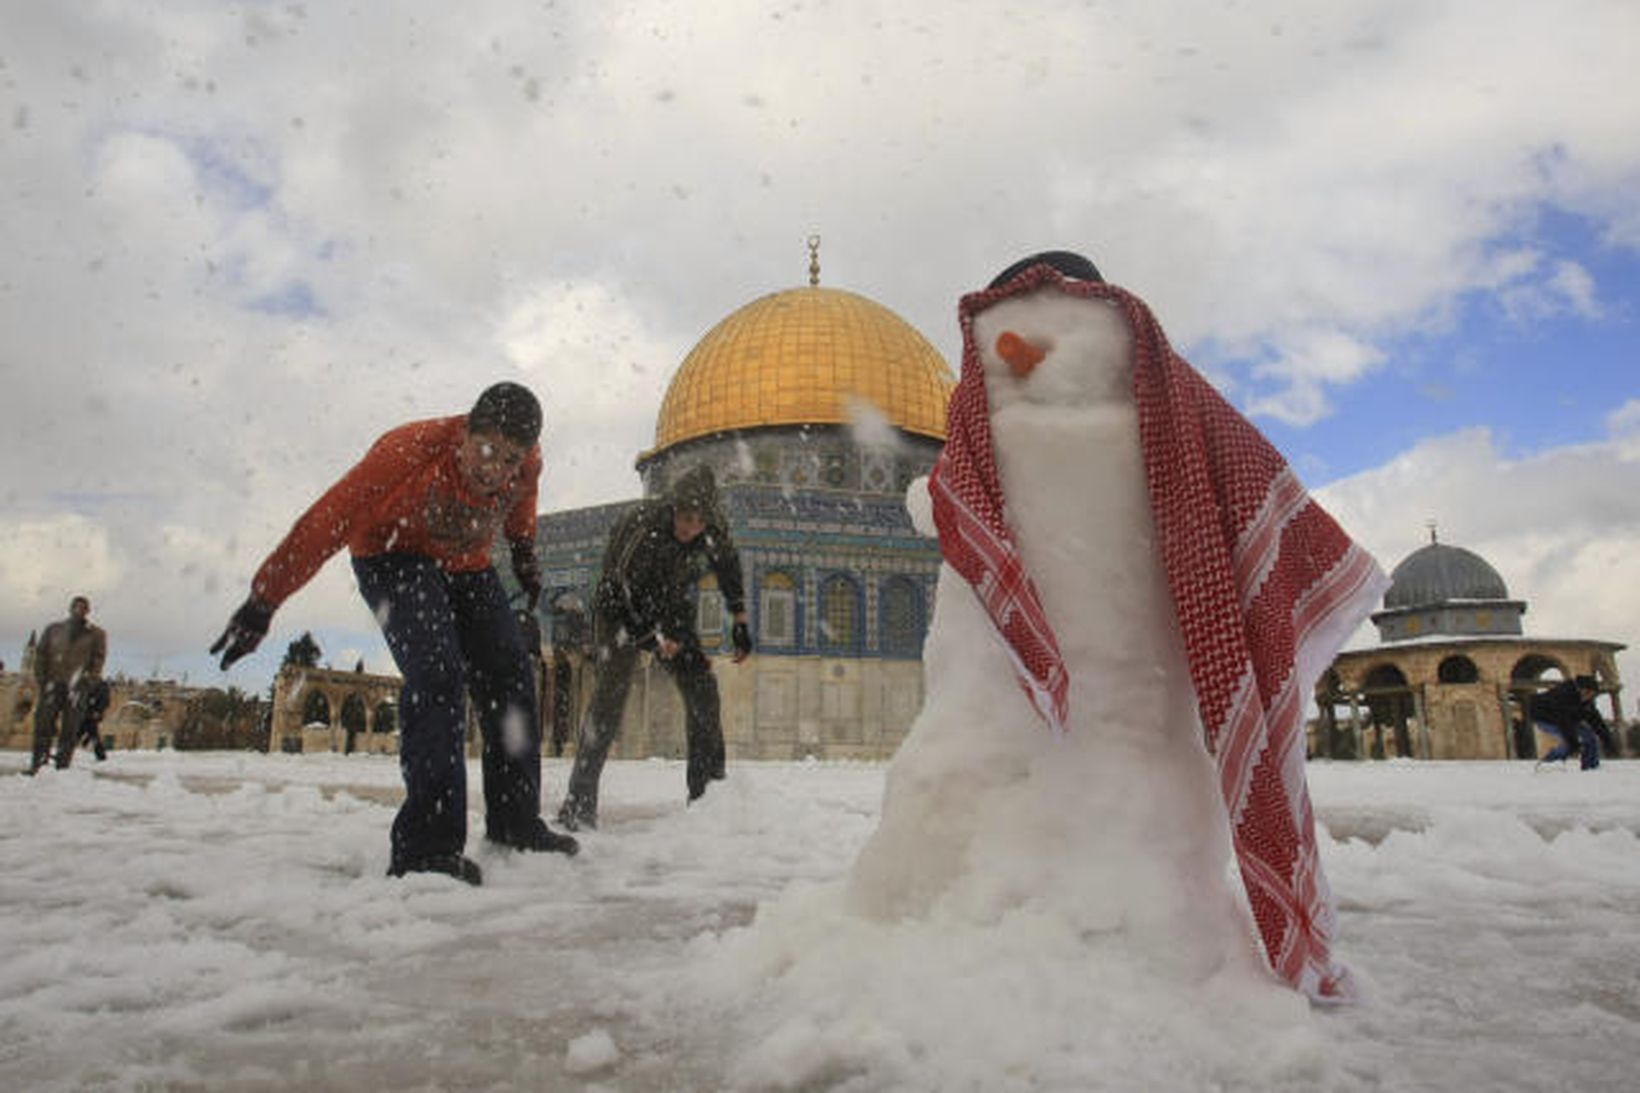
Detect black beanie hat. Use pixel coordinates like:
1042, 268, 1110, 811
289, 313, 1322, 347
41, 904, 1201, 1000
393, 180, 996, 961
671, 464, 719, 516
988, 250, 1104, 289
468, 382, 542, 445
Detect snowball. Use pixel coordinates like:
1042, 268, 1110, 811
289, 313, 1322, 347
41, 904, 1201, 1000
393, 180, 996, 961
564, 1028, 620, 1075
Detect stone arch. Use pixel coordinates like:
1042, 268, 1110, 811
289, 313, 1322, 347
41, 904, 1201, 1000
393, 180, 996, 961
1511, 654, 1567, 683
115, 699, 157, 727
372, 701, 397, 735
301, 690, 331, 729
1507, 655, 1568, 760
269, 665, 403, 754
1362, 663, 1415, 758
1438, 655, 1480, 684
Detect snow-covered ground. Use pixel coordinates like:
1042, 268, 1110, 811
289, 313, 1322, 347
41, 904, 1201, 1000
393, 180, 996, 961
2, 752, 1636, 1092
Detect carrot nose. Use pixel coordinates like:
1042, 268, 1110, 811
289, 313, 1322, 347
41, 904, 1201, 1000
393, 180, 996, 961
996, 331, 1046, 377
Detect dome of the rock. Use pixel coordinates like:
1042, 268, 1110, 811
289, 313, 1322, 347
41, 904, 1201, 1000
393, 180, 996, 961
649, 286, 954, 456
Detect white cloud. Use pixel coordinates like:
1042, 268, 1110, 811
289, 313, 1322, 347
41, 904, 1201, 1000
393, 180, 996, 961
0, 516, 121, 623
1499, 259, 1605, 324
1608, 399, 1640, 437
496, 278, 688, 507
1549, 261, 1602, 319
1244, 329, 1387, 426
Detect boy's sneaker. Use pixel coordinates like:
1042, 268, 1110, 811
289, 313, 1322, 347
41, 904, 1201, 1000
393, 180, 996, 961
387, 853, 484, 886
555, 801, 596, 833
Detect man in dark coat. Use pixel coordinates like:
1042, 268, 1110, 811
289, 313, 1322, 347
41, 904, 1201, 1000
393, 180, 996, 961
1529, 675, 1608, 770
31, 595, 108, 772
557, 465, 751, 830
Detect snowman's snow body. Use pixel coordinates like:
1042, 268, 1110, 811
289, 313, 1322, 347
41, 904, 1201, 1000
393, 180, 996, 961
849, 287, 1268, 986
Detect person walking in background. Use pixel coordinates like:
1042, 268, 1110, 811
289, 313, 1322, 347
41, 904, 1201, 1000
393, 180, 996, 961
557, 465, 751, 831
545, 592, 589, 759
30, 595, 107, 773
76, 678, 111, 762
210, 382, 577, 885
1530, 675, 1608, 771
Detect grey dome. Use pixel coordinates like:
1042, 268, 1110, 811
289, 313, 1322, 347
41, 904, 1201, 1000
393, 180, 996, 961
1383, 543, 1509, 609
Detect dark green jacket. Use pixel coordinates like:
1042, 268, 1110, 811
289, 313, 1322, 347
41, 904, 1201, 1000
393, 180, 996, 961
592, 500, 745, 649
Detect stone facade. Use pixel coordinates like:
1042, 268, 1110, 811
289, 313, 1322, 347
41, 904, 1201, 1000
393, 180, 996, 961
266, 664, 403, 756
1316, 636, 1626, 761
537, 424, 943, 763
3, 671, 213, 756
1314, 534, 1628, 762
3, 662, 405, 761
571, 650, 928, 763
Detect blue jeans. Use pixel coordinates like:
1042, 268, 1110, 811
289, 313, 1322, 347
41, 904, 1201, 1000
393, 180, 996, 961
353, 554, 542, 865
1535, 720, 1601, 770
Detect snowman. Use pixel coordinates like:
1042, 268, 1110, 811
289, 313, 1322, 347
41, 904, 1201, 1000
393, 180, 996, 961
848, 251, 1388, 1003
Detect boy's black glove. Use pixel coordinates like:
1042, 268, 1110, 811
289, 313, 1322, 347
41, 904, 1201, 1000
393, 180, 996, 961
210, 597, 274, 669
511, 539, 543, 611
731, 620, 753, 660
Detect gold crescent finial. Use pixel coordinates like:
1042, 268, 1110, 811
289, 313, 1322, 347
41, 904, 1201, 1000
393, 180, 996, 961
807, 234, 821, 286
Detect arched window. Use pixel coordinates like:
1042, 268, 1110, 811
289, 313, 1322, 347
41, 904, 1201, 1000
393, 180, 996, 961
301, 691, 331, 728
759, 571, 797, 648
1364, 664, 1409, 690
1362, 664, 1414, 759
819, 574, 861, 652
1511, 654, 1566, 683
695, 573, 725, 639
372, 702, 397, 735
1437, 655, 1480, 684
880, 577, 925, 656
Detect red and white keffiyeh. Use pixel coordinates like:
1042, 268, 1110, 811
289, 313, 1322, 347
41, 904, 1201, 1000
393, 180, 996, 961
929, 264, 1389, 1003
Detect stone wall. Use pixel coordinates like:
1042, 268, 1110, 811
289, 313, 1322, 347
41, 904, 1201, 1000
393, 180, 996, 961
1322, 637, 1626, 760
2, 672, 206, 756
581, 650, 925, 763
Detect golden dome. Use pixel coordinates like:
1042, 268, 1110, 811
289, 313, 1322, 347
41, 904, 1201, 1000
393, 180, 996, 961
650, 286, 955, 454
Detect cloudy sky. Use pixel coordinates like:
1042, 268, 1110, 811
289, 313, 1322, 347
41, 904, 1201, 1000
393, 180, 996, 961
2, 1, 1637, 697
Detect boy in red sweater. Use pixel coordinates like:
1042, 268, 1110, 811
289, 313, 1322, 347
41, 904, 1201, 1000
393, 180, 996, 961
212, 382, 577, 884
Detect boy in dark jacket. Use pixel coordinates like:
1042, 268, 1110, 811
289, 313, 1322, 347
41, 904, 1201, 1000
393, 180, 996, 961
1529, 675, 1607, 770
557, 465, 751, 830
76, 678, 111, 761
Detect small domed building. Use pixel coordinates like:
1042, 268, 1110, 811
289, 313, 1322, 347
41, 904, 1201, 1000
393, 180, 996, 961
1315, 531, 1627, 760
536, 248, 955, 761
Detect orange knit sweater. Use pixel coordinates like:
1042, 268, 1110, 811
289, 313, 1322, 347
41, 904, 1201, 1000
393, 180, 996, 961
251, 416, 540, 608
